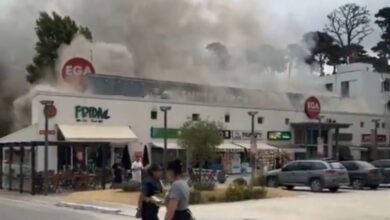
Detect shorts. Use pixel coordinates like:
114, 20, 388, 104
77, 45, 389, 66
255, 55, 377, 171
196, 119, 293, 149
172, 209, 194, 220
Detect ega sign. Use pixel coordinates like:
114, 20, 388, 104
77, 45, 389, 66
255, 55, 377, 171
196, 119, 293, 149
304, 96, 321, 119
75, 105, 110, 123
61, 57, 95, 90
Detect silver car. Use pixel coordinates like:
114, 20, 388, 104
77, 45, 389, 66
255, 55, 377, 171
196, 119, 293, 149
265, 160, 350, 192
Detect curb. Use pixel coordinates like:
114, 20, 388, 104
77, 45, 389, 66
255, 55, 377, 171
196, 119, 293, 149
56, 201, 122, 215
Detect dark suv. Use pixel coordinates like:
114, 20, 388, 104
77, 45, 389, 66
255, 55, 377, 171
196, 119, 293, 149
340, 161, 382, 189
265, 160, 349, 192
371, 159, 390, 184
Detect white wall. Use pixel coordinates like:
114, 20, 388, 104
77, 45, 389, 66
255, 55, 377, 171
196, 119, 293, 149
31, 91, 390, 150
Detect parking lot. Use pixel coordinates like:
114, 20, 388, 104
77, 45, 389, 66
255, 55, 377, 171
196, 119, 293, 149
191, 186, 390, 220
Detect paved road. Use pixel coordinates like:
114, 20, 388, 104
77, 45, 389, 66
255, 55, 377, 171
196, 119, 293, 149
0, 196, 133, 220
191, 187, 390, 220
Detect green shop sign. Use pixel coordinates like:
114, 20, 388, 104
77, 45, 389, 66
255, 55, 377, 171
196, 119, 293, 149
75, 105, 110, 123
267, 131, 292, 141
151, 128, 182, 139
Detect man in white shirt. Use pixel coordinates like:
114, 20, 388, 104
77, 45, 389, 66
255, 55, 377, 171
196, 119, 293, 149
132, 157, 144, 183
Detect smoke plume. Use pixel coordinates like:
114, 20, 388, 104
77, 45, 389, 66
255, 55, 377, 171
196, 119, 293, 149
0, 0, 376, 133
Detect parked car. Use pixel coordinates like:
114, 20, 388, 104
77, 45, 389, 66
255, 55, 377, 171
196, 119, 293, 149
340, 161, 382, 190
265, 160, 349, 192
371, 159, 390, 184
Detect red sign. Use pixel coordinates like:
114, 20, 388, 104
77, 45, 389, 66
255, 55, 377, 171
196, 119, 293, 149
39, 130, 56, 135
361, 134, 386, 143
61, 57, 95, 89
304, 96, 321, 119
46, 105, 57, 118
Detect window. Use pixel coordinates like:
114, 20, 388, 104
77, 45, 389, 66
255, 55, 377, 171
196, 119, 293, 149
382, 79, 390, 91
341, 162, 359, 171
341, 81, 350, 97
257, 117, 263, 124
330, 162, 346, 170
297, 162, 313, 171
224, 114, 230, 123
382, 122, 386, 129
151, 110, 157, 120
360, 121, 364, 128
387, 101, 390, 113
285, 118, 290, 125
282, 162, 299, 172
192, 113, 200, 121
325, 83, 333, 92
311, 162, 327, 170
372, 160, 390, 168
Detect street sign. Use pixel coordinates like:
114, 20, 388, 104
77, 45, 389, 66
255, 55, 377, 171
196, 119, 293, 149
267, 131, 292, 141
304, 96, 321, 119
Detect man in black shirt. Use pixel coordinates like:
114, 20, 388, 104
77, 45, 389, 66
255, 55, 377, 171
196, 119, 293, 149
137, 164, 163, 220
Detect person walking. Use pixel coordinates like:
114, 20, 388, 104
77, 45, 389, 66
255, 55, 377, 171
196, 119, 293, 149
132, 156, 144, 183
164, 160, 194, 220
136, 164, 163, 220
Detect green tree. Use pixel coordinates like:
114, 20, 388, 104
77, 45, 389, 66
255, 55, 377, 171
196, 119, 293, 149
26, 12, 92, 84
372, 7, 390, 73
178, 119, 223, 176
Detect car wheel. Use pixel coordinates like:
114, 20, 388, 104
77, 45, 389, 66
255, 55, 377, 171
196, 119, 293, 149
310, 179, 323, 192
266, 177, 278, 188
352, 179, 363, 190
329, 187, 339, 192
370, 185, 379, 190
285, 185, 294, 190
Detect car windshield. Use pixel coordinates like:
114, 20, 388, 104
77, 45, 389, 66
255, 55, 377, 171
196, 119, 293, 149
330, 162, 345, 169
356, 161, 376, 169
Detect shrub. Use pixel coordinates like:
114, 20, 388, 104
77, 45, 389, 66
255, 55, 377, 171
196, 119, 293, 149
122, 181, 141, 192
225, 184, 245, 201
189, 190, 202, 204
252, 175, 265, 187
193, 182, 216, 191
232, 178, 248, 186
251, 187, 267, 199
225, 183, 268, 202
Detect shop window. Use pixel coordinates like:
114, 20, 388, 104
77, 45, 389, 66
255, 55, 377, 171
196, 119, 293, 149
257, 117, 264, 124
341, 81, 350, 97
383, 79, 390, 92
151, 110, 158, 120
382, 122, 386, 129
224, 114, 230, 123
285, 118, 290, 125
360, 121, 364, 128
386, 101, 390, 112
325, 83, 333, 92
192, 113, 200, 121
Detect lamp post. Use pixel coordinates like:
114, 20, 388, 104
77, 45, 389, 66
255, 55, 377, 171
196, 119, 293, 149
40, 100, 54, 196
160, 106, 172, 176
248, 111, 258, 188
372, 119, 380, 161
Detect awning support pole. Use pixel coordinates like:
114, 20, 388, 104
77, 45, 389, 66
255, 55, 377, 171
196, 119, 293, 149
8, 146, 13, 191
101, 145, 106, 190
0, 145, 3, 190
31, 145, 36, 195
19, 146, 25, 193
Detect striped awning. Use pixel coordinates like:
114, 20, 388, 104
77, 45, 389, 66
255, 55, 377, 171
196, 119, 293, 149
216, 142, 244, 152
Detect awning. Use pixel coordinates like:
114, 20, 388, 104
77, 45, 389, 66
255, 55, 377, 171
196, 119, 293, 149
0, 124, 40, 143
216, 142, 244, 152
150, 142, 183, 150
57, 124, 137, 143
233, 141, 278, 150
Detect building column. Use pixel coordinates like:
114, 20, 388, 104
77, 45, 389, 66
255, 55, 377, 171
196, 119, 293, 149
328, 129, 333, 158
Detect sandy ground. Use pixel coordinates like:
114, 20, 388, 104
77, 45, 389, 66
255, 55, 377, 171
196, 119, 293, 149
65, 187, 298, 206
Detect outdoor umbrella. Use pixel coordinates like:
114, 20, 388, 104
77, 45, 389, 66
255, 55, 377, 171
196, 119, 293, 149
121, 146, 131, 170
142, 145, 150, 166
